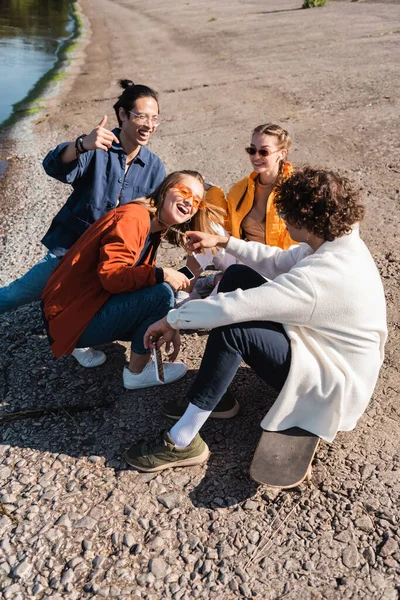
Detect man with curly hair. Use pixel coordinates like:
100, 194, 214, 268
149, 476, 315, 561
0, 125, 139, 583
123, 166, 387, 473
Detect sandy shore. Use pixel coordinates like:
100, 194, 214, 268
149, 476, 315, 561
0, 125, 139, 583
0, 0, 399, 598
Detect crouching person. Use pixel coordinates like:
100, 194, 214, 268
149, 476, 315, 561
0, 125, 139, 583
42, 171, 223, 389
124, 166, 387, 471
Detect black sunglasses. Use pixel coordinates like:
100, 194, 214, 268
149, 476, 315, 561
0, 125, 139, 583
245, 147, 280, 158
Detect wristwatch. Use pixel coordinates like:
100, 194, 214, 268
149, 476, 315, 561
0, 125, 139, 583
75, 134, 87, 156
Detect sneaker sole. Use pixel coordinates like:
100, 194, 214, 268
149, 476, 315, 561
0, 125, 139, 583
164, 399, 240, 421
76, 356, 107, 368
124, 445, 210, 472
123, 368, 187, 390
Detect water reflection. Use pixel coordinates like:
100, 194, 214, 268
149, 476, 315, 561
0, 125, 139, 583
0, 0, 74, 126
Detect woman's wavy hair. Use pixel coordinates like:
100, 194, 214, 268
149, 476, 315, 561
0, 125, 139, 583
113, 79, 159, 127
252, 123, 292, 182
274, 166, 365, 241
134, 171, 226, 248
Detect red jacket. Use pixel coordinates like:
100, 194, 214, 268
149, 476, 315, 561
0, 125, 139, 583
42, 203, 160, 358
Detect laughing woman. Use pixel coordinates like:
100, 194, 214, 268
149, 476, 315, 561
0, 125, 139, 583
42, 171, 223, 390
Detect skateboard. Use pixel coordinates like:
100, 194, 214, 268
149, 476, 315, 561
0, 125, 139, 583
250, 427, 320, 488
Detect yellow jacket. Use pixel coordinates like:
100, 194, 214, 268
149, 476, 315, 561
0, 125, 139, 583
206, 162, 296, 250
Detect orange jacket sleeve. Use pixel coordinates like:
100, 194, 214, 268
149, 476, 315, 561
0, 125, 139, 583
97, 212, 157, 294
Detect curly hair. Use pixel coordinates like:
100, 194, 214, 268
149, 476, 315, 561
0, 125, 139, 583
274, 166, 365, 241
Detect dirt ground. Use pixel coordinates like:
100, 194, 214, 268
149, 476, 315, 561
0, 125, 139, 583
0, 0, 399, 599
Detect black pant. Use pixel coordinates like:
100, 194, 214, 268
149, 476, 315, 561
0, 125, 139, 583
187, 264, 291, 410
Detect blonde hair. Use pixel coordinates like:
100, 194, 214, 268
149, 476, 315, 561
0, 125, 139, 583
133, 171, 226, 248
252, 123, 292, 181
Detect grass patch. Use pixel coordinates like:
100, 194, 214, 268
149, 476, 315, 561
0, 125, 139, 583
302, 0, 327, 8
0, 0, 83, 132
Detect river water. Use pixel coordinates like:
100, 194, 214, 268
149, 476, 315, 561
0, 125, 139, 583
0, 0, 76, 129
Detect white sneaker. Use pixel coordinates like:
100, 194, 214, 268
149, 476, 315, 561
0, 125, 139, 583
72, 347, 107, 368
123, 359, 187, 390
174, 290, 191, 307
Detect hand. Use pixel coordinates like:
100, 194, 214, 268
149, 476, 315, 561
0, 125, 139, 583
163, 267, 191, 291
185, 231, 230, 253
144, 317, 181, 361
82, 116, 119, 152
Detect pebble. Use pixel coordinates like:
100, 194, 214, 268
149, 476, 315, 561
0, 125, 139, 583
379, 537, 398, 557
0, 466, 11, 480
342, 544, 360, 568
157, 493, 182, 509
74, 516, 97, 530
55, 514, 71, 528
11, 559, 32, 579
123, 533, 135, 548
60, 568, 75, 584
149, 557, 168, 579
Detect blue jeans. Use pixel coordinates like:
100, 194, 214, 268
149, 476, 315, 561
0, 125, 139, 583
187, 265, 291, 410
0, 251, 61, 314
76, 283, 175, 354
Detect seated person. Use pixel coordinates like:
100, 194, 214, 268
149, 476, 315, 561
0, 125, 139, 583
42, 171, 224, 390
124, 166, 387, 471
186, 123, 296, 299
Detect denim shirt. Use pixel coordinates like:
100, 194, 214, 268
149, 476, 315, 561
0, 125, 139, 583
41, 128, 166, 254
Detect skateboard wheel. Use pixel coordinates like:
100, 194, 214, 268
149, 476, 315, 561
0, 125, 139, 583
306, 465, 313, 481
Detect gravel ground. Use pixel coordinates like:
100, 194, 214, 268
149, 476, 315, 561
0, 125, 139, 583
0, 0, 399, 598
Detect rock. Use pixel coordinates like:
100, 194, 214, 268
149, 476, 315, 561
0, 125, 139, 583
235, 567, 249, 582
247, 530, 260, 545
55, 514, 71, 528
12, 559, 33, 579
334, 530, 354, 543
92, 555, 107, 569
157, 493, 182, 509
342, 544, 360, 568
363, 547, 376, 565
61, 568, 75, 584
123, 533, 135, 548
239, 583, 252, 597
379, 537, 398, 557
74, 516, 97, 530
149, 557, 168, 579
0, 466, 11, 480
243, 500, 258, 511
355, 515, 373, 532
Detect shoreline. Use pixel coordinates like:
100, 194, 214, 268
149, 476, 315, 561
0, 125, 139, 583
0, 0, 83, 135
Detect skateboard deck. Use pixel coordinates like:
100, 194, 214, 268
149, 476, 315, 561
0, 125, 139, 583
250, 427, 320, 488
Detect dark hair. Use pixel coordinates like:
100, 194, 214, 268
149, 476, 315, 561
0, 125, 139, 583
274, 166, 365, 241
133, 171, 225, 248
113, 79, 159, 127
252, 123, 292, 181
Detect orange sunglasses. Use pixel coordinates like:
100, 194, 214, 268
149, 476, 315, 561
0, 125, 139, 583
174, 183, 206, 210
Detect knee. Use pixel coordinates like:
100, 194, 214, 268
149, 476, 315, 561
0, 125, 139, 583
158, 282, 175, 308
218, 264, 256, 293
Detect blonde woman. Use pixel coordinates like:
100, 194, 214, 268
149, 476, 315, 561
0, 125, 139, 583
187, 124, 296, 298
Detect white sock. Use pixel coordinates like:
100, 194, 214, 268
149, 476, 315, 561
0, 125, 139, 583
169, 403, 212, 448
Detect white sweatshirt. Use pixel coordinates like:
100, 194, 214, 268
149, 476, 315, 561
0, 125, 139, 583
167, 230, 387, 442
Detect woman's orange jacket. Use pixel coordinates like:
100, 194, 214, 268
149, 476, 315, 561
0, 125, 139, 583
42, 204, 160, 358
206, 162, 295, 250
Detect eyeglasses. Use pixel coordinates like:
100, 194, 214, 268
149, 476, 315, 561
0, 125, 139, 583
129, 111, 161, 127
173, 183, 206, 210
245, 147, 280, 158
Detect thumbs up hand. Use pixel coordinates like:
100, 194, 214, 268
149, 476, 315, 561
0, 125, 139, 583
82, 115, 119, 152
